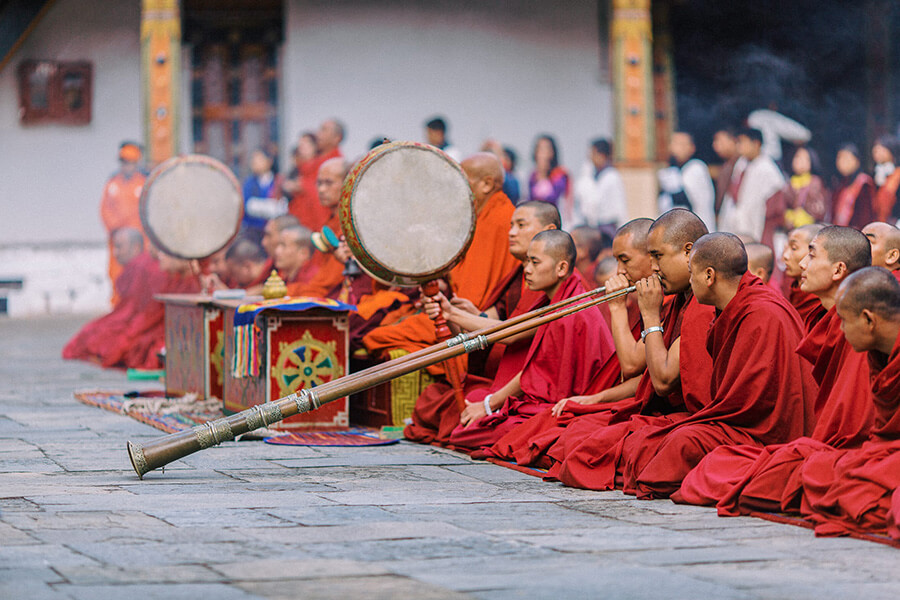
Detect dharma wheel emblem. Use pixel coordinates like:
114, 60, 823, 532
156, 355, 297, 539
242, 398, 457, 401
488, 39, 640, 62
274, 330, 343, 396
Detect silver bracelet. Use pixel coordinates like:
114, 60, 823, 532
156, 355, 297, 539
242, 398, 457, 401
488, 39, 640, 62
483, 394, 494, 416
640, 325, 664, 341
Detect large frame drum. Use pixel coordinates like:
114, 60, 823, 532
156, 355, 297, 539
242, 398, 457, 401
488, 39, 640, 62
339, 141, 475, 286
140, 154, 243, 260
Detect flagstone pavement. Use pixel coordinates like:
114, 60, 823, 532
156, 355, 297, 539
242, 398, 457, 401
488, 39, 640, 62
1, 315, 898, 600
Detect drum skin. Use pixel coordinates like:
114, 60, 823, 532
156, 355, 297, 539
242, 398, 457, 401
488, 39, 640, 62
140, 155, 243, 260
339, 141, 475, 287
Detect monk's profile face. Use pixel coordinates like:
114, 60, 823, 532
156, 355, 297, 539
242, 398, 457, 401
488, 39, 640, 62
799, 236, 840, 294
687, 251, 714, 305
316, 162, 344, 210
206, 249, 228, 279
274, 231, 311, 276
523, 240, 566, 293
836, 291, 876, 352
613, 233, 653, 284
508, 207, 548, 261
647, 227, 691, 293
782, 230, 810, 279
262, 221, 280, 257
112, 234, 141, 267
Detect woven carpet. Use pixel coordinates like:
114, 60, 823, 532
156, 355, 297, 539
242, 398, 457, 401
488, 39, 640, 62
264, 430, 399, 447
74, 390, 224, 434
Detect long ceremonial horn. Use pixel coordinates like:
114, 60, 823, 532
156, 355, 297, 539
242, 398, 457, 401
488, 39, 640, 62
127, 285, 633, 479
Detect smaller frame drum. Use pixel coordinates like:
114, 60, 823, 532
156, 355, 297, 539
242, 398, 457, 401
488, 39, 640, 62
140, 155, 243, 260
340, 141, 475, 287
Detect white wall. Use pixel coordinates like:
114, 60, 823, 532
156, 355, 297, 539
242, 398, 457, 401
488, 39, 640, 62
0, 0, 142, 245
283, 0, 613, 177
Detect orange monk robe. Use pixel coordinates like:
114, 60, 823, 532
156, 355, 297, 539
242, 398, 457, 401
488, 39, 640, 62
448, 190, 519, 310
363, 191, 518, 373
485, 299, 643, 469
289, 148, 341, 232
100, 171, 146, 305
403, 266, 546, 445
550, 292, 716, 490
287, 212, 345, 298
283, 259, 322, 296
62, 253, 163, 364
800, 335, 900, 539
676, 305, 873, 513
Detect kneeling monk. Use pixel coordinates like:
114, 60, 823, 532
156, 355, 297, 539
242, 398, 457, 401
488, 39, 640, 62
447, 230, 615, 452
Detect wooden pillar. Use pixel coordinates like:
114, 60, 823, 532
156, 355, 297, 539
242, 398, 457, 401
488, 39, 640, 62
611, 0, 657, 218
652, 0, 676, 162
141, 0, 180, 167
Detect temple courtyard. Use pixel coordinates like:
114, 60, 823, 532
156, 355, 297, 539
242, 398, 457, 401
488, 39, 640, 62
1, 314, 898, 600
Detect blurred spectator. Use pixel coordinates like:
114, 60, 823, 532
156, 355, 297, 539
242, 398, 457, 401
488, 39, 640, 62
425, 116, 461, 162
831, 143, 875, 229
529, 135, 571, 220
657, 131, 715, 230
712, 127, 741, 216
241, 147, 286, 244
872, 135, 900, 222
784, 146, 828, 229
574, 138, 627, 229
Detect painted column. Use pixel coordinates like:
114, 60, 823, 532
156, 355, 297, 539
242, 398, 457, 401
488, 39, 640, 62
611, 0, 655, 167
141, 0, 180, 167
652, 0, 676, 162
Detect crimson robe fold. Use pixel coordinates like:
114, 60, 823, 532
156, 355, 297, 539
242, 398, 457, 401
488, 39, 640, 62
623, 274, 817, 500
675, 304, 872, 513
799, 335, 900, 539
447, 274, 615, 452
550, 290, 715, 490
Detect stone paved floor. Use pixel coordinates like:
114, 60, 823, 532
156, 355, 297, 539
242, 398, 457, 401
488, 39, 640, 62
1, 315, 899, 600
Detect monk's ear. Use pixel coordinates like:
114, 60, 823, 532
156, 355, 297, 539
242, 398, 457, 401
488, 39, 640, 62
556, 260, 569, 279
886, 248, 900, 269
860, 308, 877, 331
705, 266, 716, 287
832, 261, 848, 281
683, 241, 693, 256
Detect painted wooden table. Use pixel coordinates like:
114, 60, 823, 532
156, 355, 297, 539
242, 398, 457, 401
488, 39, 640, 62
158, 294, 225, 400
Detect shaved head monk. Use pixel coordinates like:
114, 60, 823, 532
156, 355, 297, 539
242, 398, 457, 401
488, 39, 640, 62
275, 225, 319, 293
261, 214, 300, 259
446, 230, 615, 453
288, 158, 349, 298
782, 223, 826, 324
801, 267, 900, 539
571, 225, 607, 284
614, 232, 817, 499
485, 218, 656, 467
676, 226, 874, 513
745, 242, 774, 284
551, 209, 716, 490
862, 221, 900, 274
225, 237, 270, 292
404, 201, 560, 445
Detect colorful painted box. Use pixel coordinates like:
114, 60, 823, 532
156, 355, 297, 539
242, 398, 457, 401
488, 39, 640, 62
216, 299, 350, 431
158, 294, 225, 400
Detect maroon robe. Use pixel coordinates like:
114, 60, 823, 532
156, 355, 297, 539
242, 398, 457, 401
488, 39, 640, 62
62, 253, 165, 365
101, 271, 201, 370
446, 274, 615, 451
788, 278, 826, 328
550, 291, 716, 489
403, 266, 546, 446
485, 299, 642, 468
800, 334, 900, 538
831, 172, 875, 229
624, 274, 817, 500
675, 303, 872, 513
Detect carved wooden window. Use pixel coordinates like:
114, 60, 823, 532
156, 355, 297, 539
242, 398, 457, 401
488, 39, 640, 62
17, 60, 92, 125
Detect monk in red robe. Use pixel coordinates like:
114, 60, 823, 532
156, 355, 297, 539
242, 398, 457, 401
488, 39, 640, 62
287, 122, 343, 232
289, 158, 348, 298
275, 225, 320, 295
403, 201, 560, 445
800, 267, 900, 539
225, 237, 271, 293
363, 153, 519, 368
676, 226, 873, 512
862, 222, 900, 276
486, 218, 655, 468
446, 230, 615, 452
745, 242, 774, 284
617, 233, 815, 499
101, 253, 201, 370
63, 228, 163, 364
551, 209, 716, 489
100, 142, 146, 306
781, 224, 826, 325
